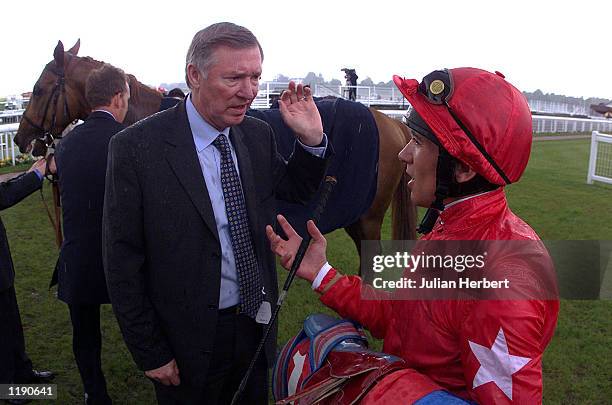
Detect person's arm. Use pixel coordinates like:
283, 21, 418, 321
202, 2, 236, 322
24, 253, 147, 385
102, 133, 175, 376
266, 215, 393, 339
0, 159, 46, 210
268, 81, 332, 204
459, 299, 549, 404
267, 124, 331, 204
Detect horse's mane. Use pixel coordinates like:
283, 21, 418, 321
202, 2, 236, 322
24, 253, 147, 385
63, 52, 163, 124
77, 56, 160, 97
81, 55, 104, 64
73, 55, 161, 102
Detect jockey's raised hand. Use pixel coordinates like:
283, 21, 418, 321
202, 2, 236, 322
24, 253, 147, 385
278, 81, 324, 147
266, 214, 327, 283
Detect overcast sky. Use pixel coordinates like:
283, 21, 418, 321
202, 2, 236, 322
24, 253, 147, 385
3, 0, 611, 99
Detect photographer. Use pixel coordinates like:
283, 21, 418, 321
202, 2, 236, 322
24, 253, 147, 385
342, 68, 358, 101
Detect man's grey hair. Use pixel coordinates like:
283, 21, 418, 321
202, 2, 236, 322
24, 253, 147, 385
185, 22, 264, 88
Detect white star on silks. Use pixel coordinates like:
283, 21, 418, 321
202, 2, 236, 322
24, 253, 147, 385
468, 327, 531, 400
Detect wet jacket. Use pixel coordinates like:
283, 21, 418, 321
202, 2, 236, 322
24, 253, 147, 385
317, 189, 559, 404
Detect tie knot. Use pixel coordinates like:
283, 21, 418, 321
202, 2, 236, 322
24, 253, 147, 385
213, 134, 230, 155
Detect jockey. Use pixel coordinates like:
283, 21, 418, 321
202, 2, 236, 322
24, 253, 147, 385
266, 68, 559, 404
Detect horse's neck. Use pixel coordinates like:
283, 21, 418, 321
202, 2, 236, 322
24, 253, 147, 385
69, 58, 99, 121
125, 76, 162, 125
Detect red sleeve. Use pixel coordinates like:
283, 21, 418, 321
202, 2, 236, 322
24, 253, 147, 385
459, 299, 553, 404
318, 270, 394, 339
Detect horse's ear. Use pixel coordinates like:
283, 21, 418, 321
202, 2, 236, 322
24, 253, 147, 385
53, 40, 65, 70
67, 39, 80, 55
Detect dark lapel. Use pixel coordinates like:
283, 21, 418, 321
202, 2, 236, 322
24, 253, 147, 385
230, 124, 260, 241
163, 101, 219, 242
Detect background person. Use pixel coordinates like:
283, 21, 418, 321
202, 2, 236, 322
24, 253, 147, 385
52, 63, 130, 405
0, 159, 55, 405
341, 68, 358, 101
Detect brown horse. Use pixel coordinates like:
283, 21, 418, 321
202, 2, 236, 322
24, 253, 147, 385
15, 40, 415, 267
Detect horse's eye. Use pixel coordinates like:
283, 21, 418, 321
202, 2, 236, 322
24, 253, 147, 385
33, 85, 43, 96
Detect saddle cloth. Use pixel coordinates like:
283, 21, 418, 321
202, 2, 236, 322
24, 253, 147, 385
273, 314, 407, 405
247, 98, 379, 237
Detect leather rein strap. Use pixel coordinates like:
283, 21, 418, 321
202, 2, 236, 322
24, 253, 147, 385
39, 153, 62, 249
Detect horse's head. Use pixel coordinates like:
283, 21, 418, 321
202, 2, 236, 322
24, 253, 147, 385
15, 39, 94, 156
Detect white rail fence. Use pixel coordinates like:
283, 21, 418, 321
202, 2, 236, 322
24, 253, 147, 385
587, 131, 612, 185
0, 109, 24, 125
0, 124, 18, 165
533, 115, 612, 134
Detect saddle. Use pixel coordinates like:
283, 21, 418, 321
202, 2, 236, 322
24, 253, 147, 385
273, 314, 407, 405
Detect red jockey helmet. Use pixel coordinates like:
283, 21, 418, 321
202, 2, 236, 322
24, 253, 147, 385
393, 68, 532, 186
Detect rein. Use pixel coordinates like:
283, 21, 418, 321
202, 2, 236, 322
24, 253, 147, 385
39, 154, 63, 249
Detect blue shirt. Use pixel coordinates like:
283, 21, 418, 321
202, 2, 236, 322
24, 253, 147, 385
186, 95, 327, 308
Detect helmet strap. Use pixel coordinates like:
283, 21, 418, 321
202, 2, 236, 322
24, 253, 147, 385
417, 148, 454, 234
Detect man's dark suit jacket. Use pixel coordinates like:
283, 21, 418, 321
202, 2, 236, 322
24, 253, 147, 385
54, 111, 124, 304
0, 172, 42, 292
103, 101, 330, 385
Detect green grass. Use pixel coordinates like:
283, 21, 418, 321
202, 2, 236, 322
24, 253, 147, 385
0, 162, 30, 175
5, 139, 611, 404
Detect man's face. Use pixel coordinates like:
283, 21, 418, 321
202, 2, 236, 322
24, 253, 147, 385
398, 129, 439, 207
189, 45, 262, 130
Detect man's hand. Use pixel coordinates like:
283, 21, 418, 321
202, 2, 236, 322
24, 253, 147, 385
266, 214, 327, 283
27, 159, 47, 177
278, 81, 324, 146
145, 359, 180, 386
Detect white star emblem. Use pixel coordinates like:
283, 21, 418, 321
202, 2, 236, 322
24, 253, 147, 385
469, 327, 531, 400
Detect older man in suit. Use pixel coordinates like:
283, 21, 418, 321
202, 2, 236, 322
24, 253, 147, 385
103, 22, 331, 404
53, 63, 129, 405
0, 159, 55, 405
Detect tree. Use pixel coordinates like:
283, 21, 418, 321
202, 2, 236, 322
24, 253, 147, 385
329, 78, 341, 85
303, 72, 326, 86
359, 77, 374, 86
275, 73, 290, 82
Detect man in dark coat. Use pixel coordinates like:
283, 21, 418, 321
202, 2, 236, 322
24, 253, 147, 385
0, 159, 55, 404
342, 68, 358, 101
53, 63, 130, 405
103, 22, 331, 404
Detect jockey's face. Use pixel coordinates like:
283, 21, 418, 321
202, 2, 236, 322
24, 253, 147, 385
398, 129, 439, 208
188, 45, 262, 131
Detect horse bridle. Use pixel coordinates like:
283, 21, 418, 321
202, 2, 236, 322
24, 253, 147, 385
20, 62, 76, 248
21, 64, 75, 156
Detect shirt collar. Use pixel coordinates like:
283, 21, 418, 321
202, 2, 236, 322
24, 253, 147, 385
186, 94, 230, 153
92, 109, 117, 121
